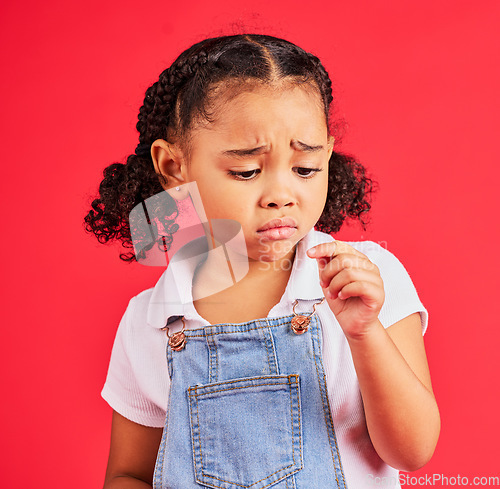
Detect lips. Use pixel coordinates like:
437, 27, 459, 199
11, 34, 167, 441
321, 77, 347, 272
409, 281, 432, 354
256, 218, 298, 240
257, 217, 297, 232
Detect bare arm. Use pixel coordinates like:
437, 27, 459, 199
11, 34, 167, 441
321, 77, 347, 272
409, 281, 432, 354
308, 240, 440, 471
347, 312, 440, 471
103, 411, 163, 489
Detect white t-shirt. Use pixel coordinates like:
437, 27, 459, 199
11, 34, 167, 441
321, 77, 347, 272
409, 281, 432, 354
102, 229, 428, 488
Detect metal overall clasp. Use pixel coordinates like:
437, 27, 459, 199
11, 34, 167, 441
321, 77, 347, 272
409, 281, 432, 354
291, 298, 325, 335
161, 317, 187, 351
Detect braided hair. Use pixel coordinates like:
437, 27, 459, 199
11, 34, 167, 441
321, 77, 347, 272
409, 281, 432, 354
83, 34, 375, 262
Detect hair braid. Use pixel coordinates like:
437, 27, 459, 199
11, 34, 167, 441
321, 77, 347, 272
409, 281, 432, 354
136, 51, 210, 155
303, 52, 333, 122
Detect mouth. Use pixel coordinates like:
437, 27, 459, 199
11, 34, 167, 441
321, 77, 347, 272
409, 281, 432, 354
257, 218, 297, 240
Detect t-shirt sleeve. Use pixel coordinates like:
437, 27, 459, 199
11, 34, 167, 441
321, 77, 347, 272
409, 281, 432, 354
101, 296, 168, 427
357, 241, 429, 335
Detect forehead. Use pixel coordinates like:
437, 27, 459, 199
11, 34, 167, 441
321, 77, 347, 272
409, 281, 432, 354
189, 82, 328, 146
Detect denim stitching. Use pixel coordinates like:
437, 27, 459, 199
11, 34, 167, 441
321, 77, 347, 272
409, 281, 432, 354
311, 315, 339, 486
202, 468, 301, 489
285, 473, 297, 489
288, 376, 297, 469
268, 327, 280, 374
192, 380, 293, 397
310, 315, 347, 488
195, 408, 298, 486
188, 375, 301, 488
212, 334, 217, 383
187, 386, 197, 478
262, 328, 272, 375
314, 313, 347, 488
184, 323, 286, 338
214, 333, 219, 382
291, 374, 303, 471
262, 328, 278, 375
152, 422, 166, 488
207, 332, 218, 384
153, 382, 173, 489
188, 385, 206, 483
182, 314, 297, 337
188, 374, 288, 390
207, 334, 213, 383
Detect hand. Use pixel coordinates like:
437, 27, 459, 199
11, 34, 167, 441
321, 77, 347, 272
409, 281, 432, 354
307, 240, 385, 339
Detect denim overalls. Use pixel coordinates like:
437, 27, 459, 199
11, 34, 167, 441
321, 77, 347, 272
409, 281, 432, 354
153, 311, 348, 489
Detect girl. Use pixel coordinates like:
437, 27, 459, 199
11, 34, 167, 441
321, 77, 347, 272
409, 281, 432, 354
84, 34, 440, 489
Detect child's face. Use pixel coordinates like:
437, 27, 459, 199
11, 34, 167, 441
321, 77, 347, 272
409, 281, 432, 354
178, 84, 333, 264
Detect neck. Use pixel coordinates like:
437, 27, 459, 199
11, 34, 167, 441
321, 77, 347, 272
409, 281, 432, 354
192, 239, 297, 301
246, 245, 297, 277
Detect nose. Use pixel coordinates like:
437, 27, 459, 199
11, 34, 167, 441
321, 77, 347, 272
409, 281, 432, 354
259, 174, 297, 209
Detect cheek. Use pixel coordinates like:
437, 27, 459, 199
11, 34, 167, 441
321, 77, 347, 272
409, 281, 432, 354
302, 177, 328, 208
197, 185, 244, 220
186, 172, 225, 214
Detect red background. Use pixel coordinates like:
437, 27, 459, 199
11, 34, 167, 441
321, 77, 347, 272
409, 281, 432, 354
1, 1, 499, 487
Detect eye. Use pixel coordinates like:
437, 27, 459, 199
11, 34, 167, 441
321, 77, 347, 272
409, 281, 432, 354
294, 167, 322, 178
227, 169, 261, 180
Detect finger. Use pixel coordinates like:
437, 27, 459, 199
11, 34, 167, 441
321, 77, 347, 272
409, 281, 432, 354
307, 241, 337, 265
307, 240, 368, 261
318, 253, 379, 287
335, 280, 384, 306
322, 267, 381, 298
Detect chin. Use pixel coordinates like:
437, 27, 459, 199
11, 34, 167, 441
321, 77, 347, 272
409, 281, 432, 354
252, 239, 297, 263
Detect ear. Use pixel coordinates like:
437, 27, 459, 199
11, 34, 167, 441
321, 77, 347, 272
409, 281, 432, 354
151, 139, 188, 190
326, 135, 335, 160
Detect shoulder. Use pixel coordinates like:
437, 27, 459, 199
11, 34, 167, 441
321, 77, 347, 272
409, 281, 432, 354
344, 240, 406, 273
129, 287, 155, 316
102, 286, 169, 427
116, 286, 165, 347
118, 286, 154, 328
344, 239, 412, 285
343, 240, 429, 333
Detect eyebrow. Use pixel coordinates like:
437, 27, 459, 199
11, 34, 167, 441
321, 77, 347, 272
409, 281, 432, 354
291, 140, 325, 153
221, 145, 270, 158
221, 140, 324, 158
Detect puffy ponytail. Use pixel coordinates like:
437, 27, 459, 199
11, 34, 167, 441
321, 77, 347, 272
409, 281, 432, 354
315, 150, 376, 235
83, 153, 174, 262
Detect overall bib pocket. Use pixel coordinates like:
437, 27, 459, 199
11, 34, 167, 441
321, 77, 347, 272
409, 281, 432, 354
188, 374, 303, 489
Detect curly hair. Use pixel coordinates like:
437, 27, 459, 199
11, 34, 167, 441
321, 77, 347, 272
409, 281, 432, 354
83, 34, 376, 262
